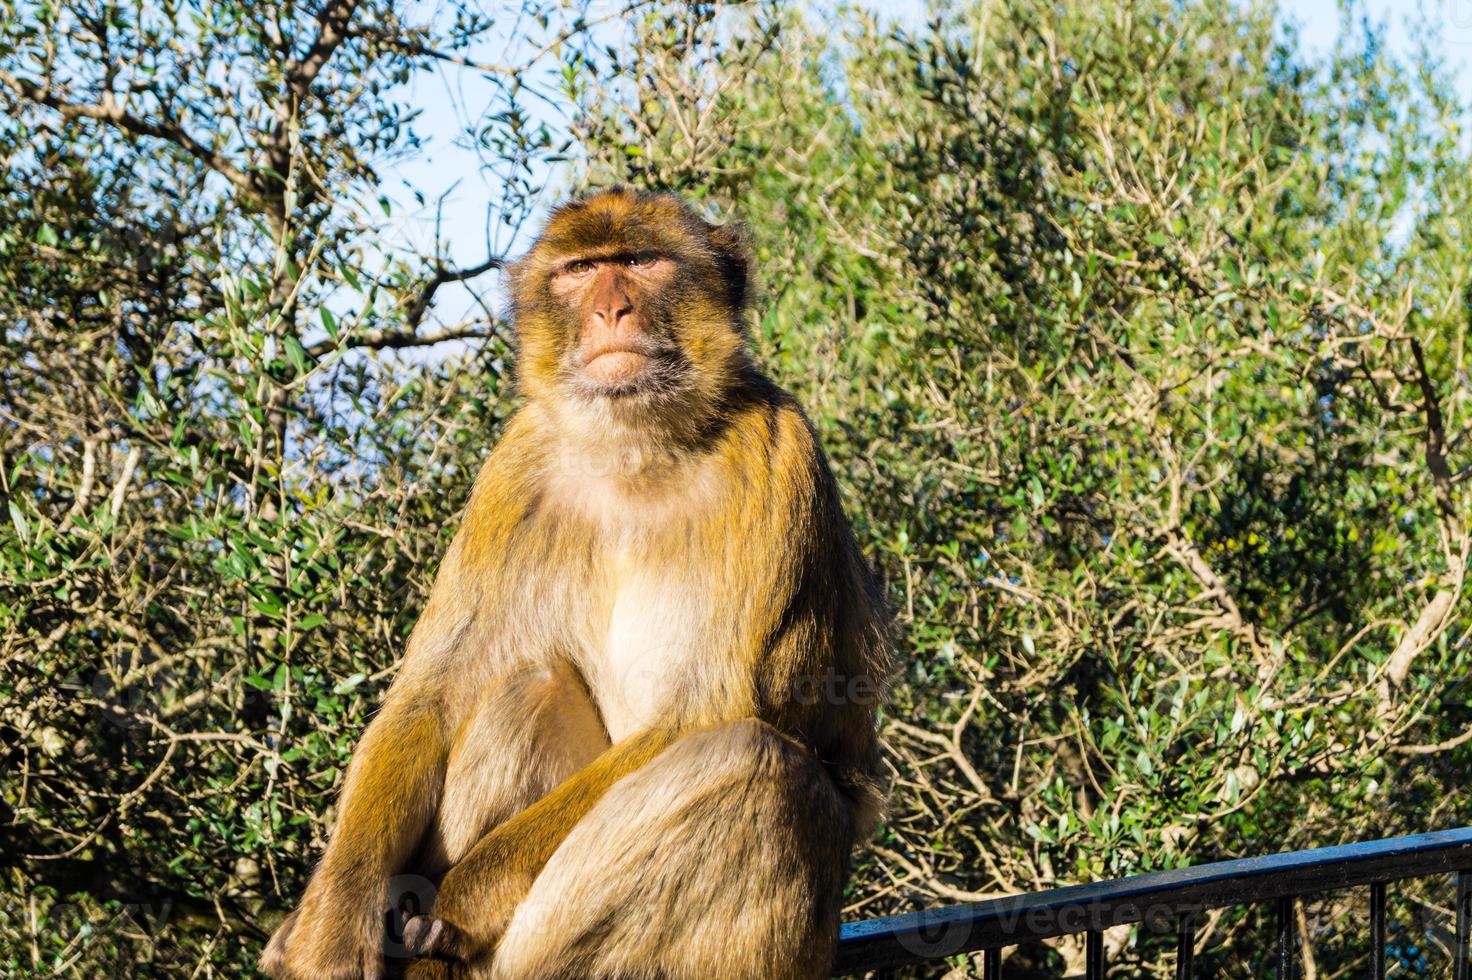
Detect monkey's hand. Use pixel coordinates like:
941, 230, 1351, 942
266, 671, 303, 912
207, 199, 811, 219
259, 882, 387, 980
401, 852, 535, 969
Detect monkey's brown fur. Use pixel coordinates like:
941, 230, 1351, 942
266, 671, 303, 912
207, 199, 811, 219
260, 188, 893, 980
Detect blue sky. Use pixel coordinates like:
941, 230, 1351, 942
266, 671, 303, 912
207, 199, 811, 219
381, 0, 1472, 328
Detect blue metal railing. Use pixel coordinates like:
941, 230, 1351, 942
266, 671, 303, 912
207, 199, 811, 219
834, 827, 1472, 978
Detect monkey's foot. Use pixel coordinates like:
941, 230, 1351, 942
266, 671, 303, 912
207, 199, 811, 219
403, 914, 467, 960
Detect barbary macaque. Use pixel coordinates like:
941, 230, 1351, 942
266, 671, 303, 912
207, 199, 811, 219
261, 187, 893, 980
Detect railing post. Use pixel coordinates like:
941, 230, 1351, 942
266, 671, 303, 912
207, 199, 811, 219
1175, 913, 1195, 980
1455, 871, 1471, 980
1085, 929, 1104, 979
1369, 882, 1386, 980
1275, 896, 1295, 980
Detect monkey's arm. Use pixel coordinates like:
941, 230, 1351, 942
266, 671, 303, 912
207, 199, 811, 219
402, 725, 681, 962
261, 536, 481, 978
260, 692, 455, 978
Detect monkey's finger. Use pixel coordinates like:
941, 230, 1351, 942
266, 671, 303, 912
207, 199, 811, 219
402, 915, 464, 960
402, 915, 442, 956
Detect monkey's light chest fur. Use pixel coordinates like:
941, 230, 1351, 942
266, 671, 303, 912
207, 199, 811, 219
549, 458, 733, 743
595, 556, 707, 741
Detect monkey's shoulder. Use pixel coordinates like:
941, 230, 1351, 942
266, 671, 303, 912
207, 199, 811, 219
454, 414, 554, 546
718, 379, 840, 505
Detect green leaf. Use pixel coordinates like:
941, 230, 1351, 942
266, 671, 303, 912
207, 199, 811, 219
332, 672, 367, 695
243, 672, 275, 692
8, 501, 29, 544
285, 335, 308, 375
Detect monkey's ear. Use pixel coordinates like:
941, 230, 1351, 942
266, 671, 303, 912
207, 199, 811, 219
706, 221, 753, 311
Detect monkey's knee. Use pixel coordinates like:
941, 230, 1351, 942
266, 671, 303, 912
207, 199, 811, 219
500, 660, 609, 769
426, 660, 608, 872
492, 719, 853, 980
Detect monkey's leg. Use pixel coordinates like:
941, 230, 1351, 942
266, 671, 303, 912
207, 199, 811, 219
413, 720, 855, 980
401, 725, 682, 972
416, 660, 610, 877
499, 718, 853, 980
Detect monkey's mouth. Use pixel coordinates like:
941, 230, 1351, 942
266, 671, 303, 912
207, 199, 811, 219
585, 349, 651, 385
575, 338, 679, 395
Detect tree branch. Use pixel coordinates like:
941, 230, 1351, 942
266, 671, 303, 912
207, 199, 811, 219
285, 0, 360, 97
373, 0, 662, 76
1391, 721, 1472, 756
1408, 334, 1459, 533
403, 255, 503, 329
305, 321, 499, 359
0, 69, 254, 193
259, 0, 362, 217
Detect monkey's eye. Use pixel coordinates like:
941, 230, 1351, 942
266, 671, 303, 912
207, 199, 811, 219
628, 252, 661, 267
563, 259, 595, 276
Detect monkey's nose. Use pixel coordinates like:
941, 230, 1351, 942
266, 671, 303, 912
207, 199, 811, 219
590, 268, 634, 328
592, 297, 634, 328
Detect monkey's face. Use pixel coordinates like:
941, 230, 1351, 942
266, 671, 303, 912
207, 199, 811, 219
511, 189, 751, 416
547, 250, 682, 398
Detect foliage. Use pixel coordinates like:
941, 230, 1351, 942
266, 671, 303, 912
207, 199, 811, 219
3, 0, 1472, 976
0, 0, 557, 972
